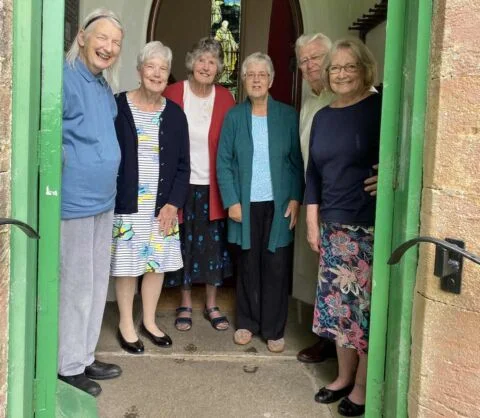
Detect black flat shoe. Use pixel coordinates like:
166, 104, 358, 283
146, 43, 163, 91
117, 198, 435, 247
338, 397, 365, 417
314, 385, 354, 404
141, 323, 172, 347
85, 360, 122, 380
117, 329, 144, 354
58, 373, 102, 397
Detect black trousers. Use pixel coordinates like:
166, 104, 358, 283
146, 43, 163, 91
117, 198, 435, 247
236, 201, 292, 340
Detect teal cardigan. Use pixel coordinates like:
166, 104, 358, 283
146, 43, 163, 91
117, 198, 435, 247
217, 96, 304, 252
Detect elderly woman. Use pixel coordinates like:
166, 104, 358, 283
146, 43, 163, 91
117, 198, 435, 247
111, 41, 190, 353
59, 8, 123, 396
217, 52, 304, 353
304, 38, 381, 417
163, 38, 235, 332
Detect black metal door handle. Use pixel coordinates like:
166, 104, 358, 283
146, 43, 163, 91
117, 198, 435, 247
388, 236, 480, 294
0, 217, 40, 239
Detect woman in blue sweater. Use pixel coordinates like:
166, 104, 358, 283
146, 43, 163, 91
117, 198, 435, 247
304, 38, 381, 417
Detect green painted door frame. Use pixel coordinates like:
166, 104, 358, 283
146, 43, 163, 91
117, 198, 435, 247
10, 0, 97, 416
366, 0, 433, 417
35, 0, 64, 416
9, 0, 42, 416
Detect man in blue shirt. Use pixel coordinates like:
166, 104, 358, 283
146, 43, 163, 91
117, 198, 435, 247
58, 8, 124, 397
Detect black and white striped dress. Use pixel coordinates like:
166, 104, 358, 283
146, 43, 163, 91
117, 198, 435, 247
110, 99, 183, 276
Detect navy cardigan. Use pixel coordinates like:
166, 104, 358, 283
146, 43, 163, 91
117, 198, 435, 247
114, 92, 190, 216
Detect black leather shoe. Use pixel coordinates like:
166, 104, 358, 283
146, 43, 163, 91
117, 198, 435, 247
315, 385, 354, 404
338, 397, 365, 417
58, 373, 102, 397
85, 360, 122, 380
141, 323, 172, 347
117, 329, 144, 354
297, 339, 337, 363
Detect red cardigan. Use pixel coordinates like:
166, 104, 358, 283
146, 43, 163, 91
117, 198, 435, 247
163, 81, 235, 221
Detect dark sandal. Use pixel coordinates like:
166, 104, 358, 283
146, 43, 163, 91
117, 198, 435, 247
175, 306, 192, 331
203, 306, 229, 331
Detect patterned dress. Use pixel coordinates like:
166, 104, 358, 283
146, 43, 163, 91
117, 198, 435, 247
110, 99, 183, 276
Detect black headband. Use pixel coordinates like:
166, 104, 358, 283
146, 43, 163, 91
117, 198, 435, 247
83, 15, 120, 30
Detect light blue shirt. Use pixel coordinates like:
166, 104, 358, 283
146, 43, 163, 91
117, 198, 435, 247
62, 59, 121, 219
250, 115, 273, 202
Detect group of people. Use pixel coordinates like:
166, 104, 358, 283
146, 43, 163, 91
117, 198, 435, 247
59, 7, 381, 417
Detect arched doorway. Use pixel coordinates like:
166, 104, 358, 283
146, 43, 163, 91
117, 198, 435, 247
146, 0, 303, 107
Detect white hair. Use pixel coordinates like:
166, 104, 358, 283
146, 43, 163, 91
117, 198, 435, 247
65, 8, 124, 89
137, 41, 173, 71
295, 33, 332, 60
241, 52, 275, 84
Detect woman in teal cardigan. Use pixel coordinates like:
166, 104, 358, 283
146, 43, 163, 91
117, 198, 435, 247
217, 52, 304, 353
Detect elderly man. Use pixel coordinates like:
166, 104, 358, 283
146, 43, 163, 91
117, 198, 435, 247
58, 9, 124, 397
294, 33, 378, 363
294, 33, 337, 364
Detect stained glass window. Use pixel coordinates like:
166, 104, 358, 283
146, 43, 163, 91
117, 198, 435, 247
211, 0, 242, 99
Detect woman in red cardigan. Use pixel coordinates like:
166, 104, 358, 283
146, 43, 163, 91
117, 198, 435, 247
163, 37, 235, 331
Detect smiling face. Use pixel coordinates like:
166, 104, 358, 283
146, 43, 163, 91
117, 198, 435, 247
192, 52, 219, 87
244, 61, 272, 101
298, 39, 329, 92
78, 18, 122, 75
328, 47, 364, 100
139, 56, 169, 95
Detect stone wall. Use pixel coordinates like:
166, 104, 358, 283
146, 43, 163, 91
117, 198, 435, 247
0, 0, 12, 416
409, 0, 480, 416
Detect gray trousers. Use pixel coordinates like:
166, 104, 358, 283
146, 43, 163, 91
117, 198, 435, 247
58, 210, 113, 376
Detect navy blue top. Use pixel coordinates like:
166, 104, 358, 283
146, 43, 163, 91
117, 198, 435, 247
114, 92, 190, 216
304, 93, 381, 227
62, 59, 121, 219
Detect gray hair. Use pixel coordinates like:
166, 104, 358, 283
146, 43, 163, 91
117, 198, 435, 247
321, 37, 378, 93
185, 37, 224, 77
65, 8, 124, 89
241, 52, 275, 83
137, 41, 173, 71
295, 33, 332, 60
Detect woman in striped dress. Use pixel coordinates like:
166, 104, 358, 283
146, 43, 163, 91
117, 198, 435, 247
111, 41, 190, 353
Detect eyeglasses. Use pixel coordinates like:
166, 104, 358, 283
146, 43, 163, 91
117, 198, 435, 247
328, 63, 360, 74
245, 72, 269, 81
298, 54, 326, 67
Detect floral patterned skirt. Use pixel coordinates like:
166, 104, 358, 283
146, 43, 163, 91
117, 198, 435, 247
312, 222, 374, 354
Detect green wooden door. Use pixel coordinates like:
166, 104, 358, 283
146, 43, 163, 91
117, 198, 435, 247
9, 0, 43, 416
10, 0, 98, 416
366, 0, 433, 417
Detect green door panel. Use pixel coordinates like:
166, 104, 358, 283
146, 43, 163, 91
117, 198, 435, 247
366, 0, 433, 417
9, 0, 42, 416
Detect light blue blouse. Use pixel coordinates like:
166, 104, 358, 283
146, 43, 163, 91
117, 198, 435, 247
250, 114, 273, 202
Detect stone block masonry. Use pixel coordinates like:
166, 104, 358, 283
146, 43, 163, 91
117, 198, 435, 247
410, 0, 480, 416
0, 0, 12, 416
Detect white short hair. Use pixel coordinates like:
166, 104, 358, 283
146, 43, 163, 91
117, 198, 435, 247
241, 52, 275, 84
295, 33, 332, 60
137, 41, 173, 71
